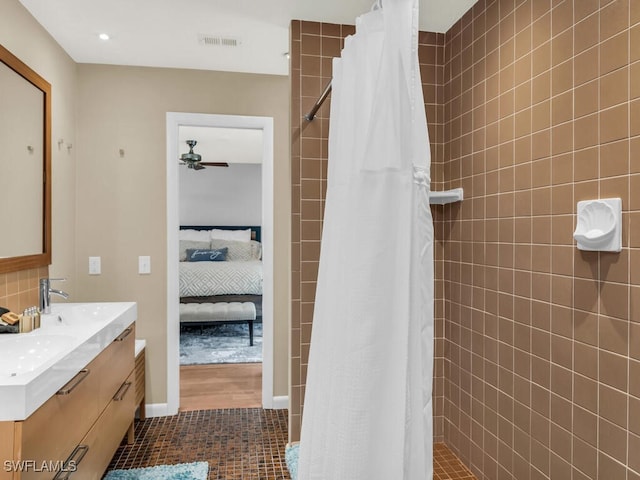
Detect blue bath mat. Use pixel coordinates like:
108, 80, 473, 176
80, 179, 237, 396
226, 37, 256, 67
103, 461, 209, 480
285, 443, 299, 480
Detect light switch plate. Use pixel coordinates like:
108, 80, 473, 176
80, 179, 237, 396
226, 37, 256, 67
138, 256, 151, 275
89, 256, 101, 275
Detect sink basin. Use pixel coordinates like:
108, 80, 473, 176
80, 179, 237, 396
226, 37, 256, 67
0, 301, 137, 421
41, 303, 127, 328
0, 334, 75, 377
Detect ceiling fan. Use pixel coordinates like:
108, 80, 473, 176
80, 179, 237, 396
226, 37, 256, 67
179, 140, 229, 170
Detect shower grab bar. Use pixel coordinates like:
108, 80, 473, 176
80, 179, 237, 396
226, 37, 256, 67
304, 80, 332, 121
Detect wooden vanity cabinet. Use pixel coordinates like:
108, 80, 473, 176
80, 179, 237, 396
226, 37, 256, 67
69, 371, 135, 480
0, 323, 136, 480
134, 347, 145, 420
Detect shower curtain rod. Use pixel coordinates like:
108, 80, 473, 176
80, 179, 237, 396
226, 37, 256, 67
304, 80, 332, 121
304, 1, 383, 121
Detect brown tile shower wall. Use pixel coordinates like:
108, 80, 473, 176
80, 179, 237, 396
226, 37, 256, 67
0, 267, 48, 314
441, 1, 640, 479
290, 20, 445, 442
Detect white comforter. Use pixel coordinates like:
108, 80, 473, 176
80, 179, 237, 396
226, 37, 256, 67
179, 260, 263, 297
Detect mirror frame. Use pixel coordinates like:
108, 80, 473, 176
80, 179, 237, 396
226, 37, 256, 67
0, 44, 51, 273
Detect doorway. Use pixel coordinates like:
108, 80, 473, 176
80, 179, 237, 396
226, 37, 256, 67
166, 112, 275, 414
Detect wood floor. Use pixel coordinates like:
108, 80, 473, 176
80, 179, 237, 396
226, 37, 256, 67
180, 363, 262, 411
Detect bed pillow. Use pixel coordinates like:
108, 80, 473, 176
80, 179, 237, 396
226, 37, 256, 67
250, 240, 262, 260
210, 239, 253, 261
210, 228, 252, 243
179, 229, 211, 242
179, 240, 211, 261
185, 248, 228, 262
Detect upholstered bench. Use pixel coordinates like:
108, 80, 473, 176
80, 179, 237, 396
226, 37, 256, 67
179, 302, 258, 345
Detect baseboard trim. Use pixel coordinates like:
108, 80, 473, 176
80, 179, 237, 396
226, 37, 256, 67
145, 403, 173, 417
271, 396, 289, 409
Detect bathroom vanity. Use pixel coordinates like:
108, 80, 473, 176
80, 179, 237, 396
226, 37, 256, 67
0, 302, 137, 480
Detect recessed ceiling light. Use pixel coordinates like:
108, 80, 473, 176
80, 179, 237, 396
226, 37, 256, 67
99, 33, 110, 41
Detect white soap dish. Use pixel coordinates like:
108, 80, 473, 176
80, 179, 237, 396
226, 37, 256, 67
573, 198, 621, 252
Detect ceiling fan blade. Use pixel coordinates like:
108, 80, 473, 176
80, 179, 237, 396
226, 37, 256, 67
200, 162, 229, 167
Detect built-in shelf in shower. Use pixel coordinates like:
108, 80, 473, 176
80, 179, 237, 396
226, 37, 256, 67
429, 187, 464, 205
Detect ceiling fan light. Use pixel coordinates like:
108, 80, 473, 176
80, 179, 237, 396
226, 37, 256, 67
187, 162, 205, 170
180, 152, 201, 162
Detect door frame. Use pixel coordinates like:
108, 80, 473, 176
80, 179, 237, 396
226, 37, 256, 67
166, 112, 275, 413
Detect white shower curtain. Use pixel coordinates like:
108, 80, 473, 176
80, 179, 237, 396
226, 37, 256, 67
297, 0, 434, 479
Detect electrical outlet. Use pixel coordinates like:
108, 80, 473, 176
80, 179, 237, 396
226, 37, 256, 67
89, 256, 101, 275
138, 256, 151, 274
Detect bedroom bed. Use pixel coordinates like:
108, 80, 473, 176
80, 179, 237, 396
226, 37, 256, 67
179, 225, 263, 323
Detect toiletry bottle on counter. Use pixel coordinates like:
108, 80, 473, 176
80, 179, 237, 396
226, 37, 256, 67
20, 308, 33, 333
20, 306, 39, 333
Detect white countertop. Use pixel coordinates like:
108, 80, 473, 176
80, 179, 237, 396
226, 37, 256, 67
0, 302, 137, 421
135, 338, 146, 357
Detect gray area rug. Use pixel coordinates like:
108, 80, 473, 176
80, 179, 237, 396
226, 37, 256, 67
180, 322, 262, 365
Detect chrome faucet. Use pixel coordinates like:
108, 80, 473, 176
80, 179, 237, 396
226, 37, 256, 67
39, 278, 69, 314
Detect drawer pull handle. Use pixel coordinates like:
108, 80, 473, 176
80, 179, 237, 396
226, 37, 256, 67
114, 381, 132, 401
115, 327, 132, 342
56, 369, 90, 395
52, 444, 89, 480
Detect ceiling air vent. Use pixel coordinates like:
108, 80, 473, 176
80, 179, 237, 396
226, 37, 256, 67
198, 34, 241, 47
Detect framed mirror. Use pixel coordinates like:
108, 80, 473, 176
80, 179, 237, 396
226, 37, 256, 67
0, 44, 51, 273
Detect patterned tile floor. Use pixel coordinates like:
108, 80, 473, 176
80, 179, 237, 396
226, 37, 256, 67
106, 409, 290, 479
106, 408, 475, 480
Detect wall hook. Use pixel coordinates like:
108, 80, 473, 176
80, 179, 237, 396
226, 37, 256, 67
119, 149, 125, 157
67, 143, 73, 152
58, 139, 64, 149
27, 145, 34, 153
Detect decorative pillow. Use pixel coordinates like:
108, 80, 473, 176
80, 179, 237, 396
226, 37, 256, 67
185, 248, 228, 262
210, 228, 252, 243
179, 240, 211, 261
179, 229, 211, 242
250, 240, 262, 260
210, 239, 253, 261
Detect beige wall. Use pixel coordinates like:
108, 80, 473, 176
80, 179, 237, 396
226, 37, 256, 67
0, 0, 289, 408
75, 64, 290, 404
0, 0, 77, 308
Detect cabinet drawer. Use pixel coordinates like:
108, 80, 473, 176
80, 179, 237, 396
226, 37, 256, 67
98, 324, 135, 409
65, 371, 136, 480
18, 358, 104, 479
0, 423, 15, 480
